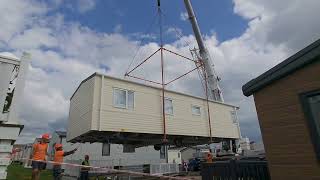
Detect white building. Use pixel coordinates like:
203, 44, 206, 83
239, 137, 251, 151
167, 149, 182, 165
11, 144, 25, 163
167, 147, 197, 164
21, 143, 33, 168
47, 131, 170, 177
0, 52, 30, 179
249, 141, 265, 155
67, 73, 241, 147
49, 131, 163, 167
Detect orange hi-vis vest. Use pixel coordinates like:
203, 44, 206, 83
54, 150, 64, 164
33, 143, 48, 161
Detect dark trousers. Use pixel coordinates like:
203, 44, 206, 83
31, 160, 46, 170
80, 171, 89, 180
53, 165, 63, 180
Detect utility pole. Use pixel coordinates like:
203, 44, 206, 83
183, 0, 224, 102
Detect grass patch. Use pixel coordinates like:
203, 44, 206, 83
7, 163, 53, 180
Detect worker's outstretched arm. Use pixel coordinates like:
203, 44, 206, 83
63, 148, 77, 157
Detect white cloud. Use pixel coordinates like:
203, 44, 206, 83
233, 0, 320, 51
77, 0, 96, 13
166, 27, 183, 38
130, 33, 157, 41
113, 24, 122, 33
9, 27, 58, 49
233, 0, 266, 19
0, 0, 319, 144
180, 12, 188, 21
0, 0, 46, 43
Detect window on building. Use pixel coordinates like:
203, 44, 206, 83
178, 152, 180, 158
230, 110, 238, 123
123, 144, 135, 153
165, 98, 173, 115
113, 88, 134, 109
300, 90, 320, 161
102, 143, 110, 156
128, 90, 134, 109
192, 105, 201, 116
160, 146, 167, 159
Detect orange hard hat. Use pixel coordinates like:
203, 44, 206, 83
42, 133, 50, 140
55, 144, 63, 149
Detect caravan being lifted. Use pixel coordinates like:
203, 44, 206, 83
67, 0, 241, 149
67, 73, 241, 147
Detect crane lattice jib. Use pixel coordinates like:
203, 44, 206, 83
183, 0, 224, 102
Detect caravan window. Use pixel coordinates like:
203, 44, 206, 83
192, 105, 201, 116
113, 88, 134, 109
165, 98, 173, 115
128, 90, 134, 109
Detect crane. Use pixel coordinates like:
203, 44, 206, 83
183, 0, 224, 102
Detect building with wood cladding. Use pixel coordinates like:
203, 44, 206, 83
67, 73, 241, 147
242, 39, 320, 180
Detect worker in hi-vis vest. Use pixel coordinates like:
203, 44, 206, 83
80, 155, 90, 180
31, 133, 50, 180
52, 144, 77, 180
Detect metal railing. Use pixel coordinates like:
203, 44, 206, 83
62, 160, 179, 178
201, 160, 270, 180
63, 160, 81, 178
150, 163, 179, 175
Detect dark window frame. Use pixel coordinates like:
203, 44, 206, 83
102, 143, 111, 156
300, 89, 320, 162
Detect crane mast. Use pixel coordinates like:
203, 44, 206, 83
183, 0, 224, 102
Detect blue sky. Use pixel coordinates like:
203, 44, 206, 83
1, 0, 320, 144
52, 0, 248, 43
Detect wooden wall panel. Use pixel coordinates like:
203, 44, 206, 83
254, 59, 320, 179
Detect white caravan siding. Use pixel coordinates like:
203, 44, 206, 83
67, 77, 95, 140
68, 74, 240, 141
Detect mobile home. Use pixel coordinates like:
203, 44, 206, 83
67, 73, 241, 146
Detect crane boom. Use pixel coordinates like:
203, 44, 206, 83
183, 0, 224, 102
